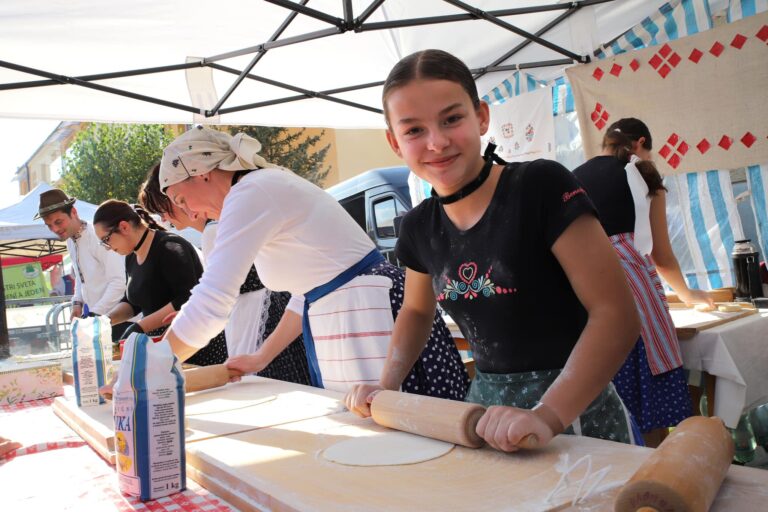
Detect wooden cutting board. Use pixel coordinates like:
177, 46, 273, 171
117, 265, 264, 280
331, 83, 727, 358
52, 377, 346, 463
186, 411, 768, 512
185, 411, 648, 512
671, 305, 758, 339
52, 391, 115, 464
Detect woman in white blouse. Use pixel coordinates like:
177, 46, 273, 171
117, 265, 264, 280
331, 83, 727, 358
138, 164, 310, 385
158, 127, 469, 398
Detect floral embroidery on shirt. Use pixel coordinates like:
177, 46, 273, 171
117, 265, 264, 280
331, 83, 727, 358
437, 262, 516, 301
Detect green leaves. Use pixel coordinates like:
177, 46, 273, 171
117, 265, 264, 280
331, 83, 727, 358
226, 126, 331, 185
59, 124, 173, 204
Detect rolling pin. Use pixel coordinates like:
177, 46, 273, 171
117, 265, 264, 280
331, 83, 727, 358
183, 364, 241, 393
614, 416, 734, 512
370, 390, 539, 449
101, 364, 240, 399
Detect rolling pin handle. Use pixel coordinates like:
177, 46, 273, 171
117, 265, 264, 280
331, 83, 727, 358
517, 433, 539, 450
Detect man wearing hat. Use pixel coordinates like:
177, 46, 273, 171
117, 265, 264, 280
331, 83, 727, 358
36, 189, 127, 339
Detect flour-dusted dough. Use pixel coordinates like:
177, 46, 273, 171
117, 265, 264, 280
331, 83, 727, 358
185, 395, 277, 416
322, 431, 454, 466
717, 303, 743, 312
694, 303, 716, 312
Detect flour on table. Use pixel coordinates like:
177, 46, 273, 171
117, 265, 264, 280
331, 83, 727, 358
185, 395, 277, 416
322, 431, 454, 466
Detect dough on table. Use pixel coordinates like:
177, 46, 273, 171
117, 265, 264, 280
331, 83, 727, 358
694, 303, 716, 312
185, 395, 277, 416
717, 303, 743, 312
322, 431, 454, 466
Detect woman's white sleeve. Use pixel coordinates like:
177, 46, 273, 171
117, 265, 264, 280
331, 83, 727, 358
286, 294, 305, 315
171, 179, 285, 348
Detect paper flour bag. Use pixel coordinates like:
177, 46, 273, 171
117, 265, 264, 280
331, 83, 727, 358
114, 333, 186, 501
71, 315, 113, 407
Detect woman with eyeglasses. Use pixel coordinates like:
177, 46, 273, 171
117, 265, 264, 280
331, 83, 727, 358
94, 199, 228, 366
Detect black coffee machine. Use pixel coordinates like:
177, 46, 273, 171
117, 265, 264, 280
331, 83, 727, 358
732, 239, 764, 301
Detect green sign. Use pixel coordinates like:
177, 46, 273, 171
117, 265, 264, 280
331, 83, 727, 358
3, 262, 49, 300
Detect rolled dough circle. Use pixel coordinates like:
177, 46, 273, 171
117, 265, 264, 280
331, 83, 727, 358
322, 431, 454, 466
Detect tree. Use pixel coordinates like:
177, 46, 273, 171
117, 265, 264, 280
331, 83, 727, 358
227, 126, 331, 185
59, 124, 173, 204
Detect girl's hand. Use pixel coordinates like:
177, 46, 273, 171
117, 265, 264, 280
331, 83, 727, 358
225, 352, 268, 381
475, 405, 555, 452
678, 289, 714, 307
345, 384, 385, 418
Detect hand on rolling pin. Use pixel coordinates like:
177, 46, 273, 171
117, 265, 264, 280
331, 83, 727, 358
345, 384, 386, 417
224, 352, 269, 382
476, 406, 555, 452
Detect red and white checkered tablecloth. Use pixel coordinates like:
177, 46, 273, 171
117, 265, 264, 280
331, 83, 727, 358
1, 398, 235, 511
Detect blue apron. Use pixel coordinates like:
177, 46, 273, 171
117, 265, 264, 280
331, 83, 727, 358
301, 249, 385, 388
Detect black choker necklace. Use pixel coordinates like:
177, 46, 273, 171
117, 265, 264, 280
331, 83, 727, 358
430, 142, 505, 205
133, 228, 151, 252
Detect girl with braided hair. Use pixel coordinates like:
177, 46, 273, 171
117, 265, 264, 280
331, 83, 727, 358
94, 199, 227, 366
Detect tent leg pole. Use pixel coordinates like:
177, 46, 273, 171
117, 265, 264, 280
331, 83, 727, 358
0, 259, 9, 360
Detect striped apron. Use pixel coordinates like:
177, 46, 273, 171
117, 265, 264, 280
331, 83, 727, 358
302, 249, 391, 392
610, 232, 683, 375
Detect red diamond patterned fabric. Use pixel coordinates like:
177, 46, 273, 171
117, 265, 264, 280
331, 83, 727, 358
567, 11, 768, 174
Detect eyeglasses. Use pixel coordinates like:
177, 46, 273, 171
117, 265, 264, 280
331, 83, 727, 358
99, 226, 119, 249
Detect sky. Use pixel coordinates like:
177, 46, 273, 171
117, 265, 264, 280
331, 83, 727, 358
0, 118, 62, 208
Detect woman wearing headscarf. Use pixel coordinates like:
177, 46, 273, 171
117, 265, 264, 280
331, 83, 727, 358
94, 200, 227, 366
139, 165, 311, 385
158, 126, 469, 399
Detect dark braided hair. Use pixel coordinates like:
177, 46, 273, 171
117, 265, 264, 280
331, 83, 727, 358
138, 164, 174, 217
603, 118, 666, 196
93, 199, 166, 232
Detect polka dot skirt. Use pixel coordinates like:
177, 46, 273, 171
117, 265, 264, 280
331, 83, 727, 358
612, 337, 692, 432
366, 261, 470, 401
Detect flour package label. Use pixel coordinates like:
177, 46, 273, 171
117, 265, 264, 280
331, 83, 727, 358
114, 333, 186, 501
71, 315, 113, 407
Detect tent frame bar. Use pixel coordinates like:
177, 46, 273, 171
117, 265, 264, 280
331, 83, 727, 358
0, 0, 616, 120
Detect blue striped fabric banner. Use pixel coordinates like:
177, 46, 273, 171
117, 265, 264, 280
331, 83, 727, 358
727, 0, 768, 22
667, 171, 745, 289
746, 164, 768, 264
485, 0, 713, 116
551, 77, 574, 116
594, 0, 713, 59
481, 70, 547, 105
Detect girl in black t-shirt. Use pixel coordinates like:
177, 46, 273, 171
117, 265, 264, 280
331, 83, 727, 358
345, 49, 642, 451
94, 200, 227, 366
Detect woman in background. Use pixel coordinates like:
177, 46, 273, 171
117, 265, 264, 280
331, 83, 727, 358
94, 200, 227, 366
573, 117, 712, 446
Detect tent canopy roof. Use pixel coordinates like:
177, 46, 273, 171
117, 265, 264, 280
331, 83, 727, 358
1, 0, 674, 128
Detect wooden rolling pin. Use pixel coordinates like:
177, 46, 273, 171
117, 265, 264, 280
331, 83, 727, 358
370, 390, 539, 449
101, 364, 239, 399
184, 364, 241, 393
614, 416, 734, 512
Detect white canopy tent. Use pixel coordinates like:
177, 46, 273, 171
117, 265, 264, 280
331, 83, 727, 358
0, 0, 675, 128
0, 183, 98, 258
